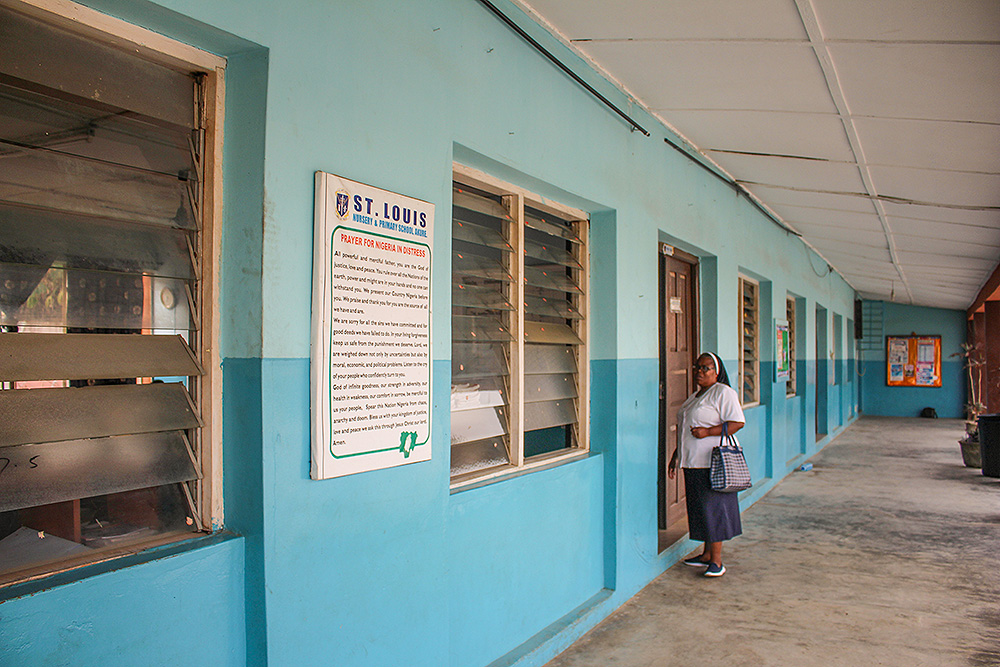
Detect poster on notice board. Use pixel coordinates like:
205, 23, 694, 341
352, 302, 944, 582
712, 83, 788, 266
885, 335, 941, 388
310, 172, 434, 480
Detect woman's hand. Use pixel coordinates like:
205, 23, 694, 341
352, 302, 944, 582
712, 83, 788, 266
689, 421, 744, 439
690, 426, 712, 439
667, 452, 678, 479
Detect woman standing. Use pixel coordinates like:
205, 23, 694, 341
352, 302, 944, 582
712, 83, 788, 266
667, 352, 746, 577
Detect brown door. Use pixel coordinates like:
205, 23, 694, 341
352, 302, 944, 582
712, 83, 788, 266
658, 247, 698, 534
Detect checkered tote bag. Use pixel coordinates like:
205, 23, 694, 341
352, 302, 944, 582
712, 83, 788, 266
710, 423, 751, 492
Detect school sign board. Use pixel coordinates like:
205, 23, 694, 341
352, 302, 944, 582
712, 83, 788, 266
311, 172, 433, 479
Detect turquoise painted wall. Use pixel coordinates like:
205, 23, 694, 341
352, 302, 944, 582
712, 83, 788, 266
860, 301, 967, 419
0, 538, 246, 667
1, 1, 860, 666
446, 458, 605, 666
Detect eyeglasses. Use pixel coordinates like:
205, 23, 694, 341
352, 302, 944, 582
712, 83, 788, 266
693, 364, 716, 373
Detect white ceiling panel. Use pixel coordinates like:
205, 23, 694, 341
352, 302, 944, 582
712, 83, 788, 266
577, 42, 837, 112
911, 287, 991, 303
814, 241, 892, 262
905, 265, 995, 280
851, 276, 896, 287
524, 0, 807, 40
890, 221, 1000, 247
775, 206, 883, 231
709, 152, 865, 195
853, 117, 1000, 174
869, 166, 1000, 209
914, 280, 988, 294
812, 0, 1000, 42
892, 234, 1000, 257
896, 251, 998, 269
880, 202, 1000, 228
829, 43, 1000, 122
851, 279, 895, 292
912, 295, 977, 309
671, 110, 854, 161
907, 280, 987, 295
519, 0, 1000, 310
791, 225, 887, 247
850, 274, 908, 287
749, 185, 878, 213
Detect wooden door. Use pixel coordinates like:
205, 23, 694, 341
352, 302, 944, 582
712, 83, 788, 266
658, 248, 697, 532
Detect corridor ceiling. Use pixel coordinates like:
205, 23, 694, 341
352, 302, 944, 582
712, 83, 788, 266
515, 0, 1000, 311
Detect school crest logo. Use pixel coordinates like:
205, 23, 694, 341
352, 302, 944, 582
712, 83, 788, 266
336, 190, 350, 219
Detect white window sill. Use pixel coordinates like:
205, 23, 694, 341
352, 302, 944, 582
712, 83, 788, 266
450, 448, 590, 493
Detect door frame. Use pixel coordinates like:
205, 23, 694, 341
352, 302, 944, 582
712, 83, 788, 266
657, 243, 699, 538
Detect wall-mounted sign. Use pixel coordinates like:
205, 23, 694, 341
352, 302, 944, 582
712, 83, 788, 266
311, 172, 433, 479
886, 335, 941, 387
775, 319, 791, 381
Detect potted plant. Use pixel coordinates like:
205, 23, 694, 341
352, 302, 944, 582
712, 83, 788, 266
953, 342, 985, 467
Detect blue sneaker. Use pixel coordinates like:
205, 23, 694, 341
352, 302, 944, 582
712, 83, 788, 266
703, 562, 726, 577
683, 556, 710, 567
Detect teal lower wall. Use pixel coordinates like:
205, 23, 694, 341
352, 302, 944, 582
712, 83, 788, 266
0, 538, 246, 667
258, 357, 450, 666
861, 360, 965, 418
610, 358, 660, 596
741, 404, 770, 483
777, 394, 804, 465
222, 358, 267, 663
830, 382, 843, 431
446, 457, 605, 666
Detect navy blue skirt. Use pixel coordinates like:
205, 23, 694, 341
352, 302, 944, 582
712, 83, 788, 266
684, 468, 742, 542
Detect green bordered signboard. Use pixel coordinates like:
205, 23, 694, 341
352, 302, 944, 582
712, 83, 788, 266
310, 172, 434, 480
775, 319, 791, 381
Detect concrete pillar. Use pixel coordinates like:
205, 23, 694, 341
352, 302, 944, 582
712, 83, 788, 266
984, 303, 1000, 413
973, 313, 986, 362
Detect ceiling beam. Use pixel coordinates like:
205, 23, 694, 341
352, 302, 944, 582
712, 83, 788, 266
793, 0, 913, 304
967, 261, 1000, 318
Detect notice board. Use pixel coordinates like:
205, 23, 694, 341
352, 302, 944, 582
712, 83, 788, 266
311, 172, 434, 479
775, 319, 791, 381
885, 335, 941, 387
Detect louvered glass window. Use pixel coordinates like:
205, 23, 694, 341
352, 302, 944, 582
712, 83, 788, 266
739, 277, 759, 405
451, 173, 588, 482
0, 3, 218, 580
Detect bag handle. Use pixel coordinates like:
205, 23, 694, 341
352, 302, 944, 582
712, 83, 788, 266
720, 421, 741, 450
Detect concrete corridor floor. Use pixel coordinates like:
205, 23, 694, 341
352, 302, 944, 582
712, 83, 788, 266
546, 416, 1000, 667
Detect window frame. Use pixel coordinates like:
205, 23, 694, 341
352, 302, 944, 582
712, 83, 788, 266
738, 275, 760, 407
450, 164, 590, 488
786, 297, 797, 397
0, 0, 225, 584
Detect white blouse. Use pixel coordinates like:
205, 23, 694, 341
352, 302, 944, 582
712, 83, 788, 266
677, 382, 746, 469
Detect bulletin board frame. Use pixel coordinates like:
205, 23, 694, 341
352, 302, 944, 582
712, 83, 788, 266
885, 335, 941, 388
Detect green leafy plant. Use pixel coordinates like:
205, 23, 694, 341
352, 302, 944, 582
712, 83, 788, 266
952, 342, 985, 438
